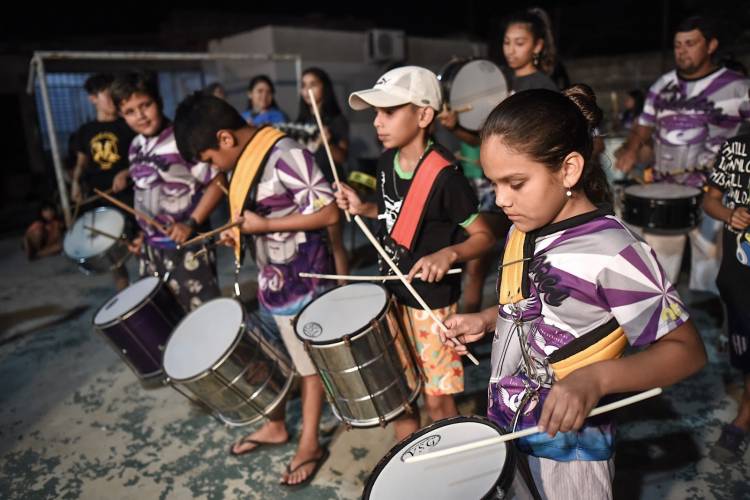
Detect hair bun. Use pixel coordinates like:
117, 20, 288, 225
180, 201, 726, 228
563, 84, 602, 130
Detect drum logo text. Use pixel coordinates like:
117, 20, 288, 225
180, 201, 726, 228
303, 322, 323, 338
400, 434, 441, 461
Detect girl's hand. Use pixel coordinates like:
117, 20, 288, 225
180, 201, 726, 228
407, 248, 457, 283
538, 367, 604, 437
441, 312, 489, 354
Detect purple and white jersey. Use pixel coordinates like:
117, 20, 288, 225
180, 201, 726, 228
250, 138, 335, 316
639, 67, 750, 187
128, 125, 218, 248
488, 208, 689, 461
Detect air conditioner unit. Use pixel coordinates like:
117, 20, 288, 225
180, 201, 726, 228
365, 29, 405, 63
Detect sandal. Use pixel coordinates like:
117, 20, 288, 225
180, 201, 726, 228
228, 436, 289, 457
280, 447, 330, 488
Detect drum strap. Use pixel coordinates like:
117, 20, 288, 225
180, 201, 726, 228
228, 126, 286, 261
390, 148, 453, 251
497, 228, 627, 380
547, 317, 627, 380
498, 228, 534, 305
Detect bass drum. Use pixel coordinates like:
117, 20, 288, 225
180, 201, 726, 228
439, 58, 509, 132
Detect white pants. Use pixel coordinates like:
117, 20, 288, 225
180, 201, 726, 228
508, 455, 615, 500
629, 214, 722, 294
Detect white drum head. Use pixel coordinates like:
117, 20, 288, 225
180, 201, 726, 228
365, 419, 509, 500
295, 283, 387, 344
94, 276, 161, 325
449, 60, 508, 131
64, 207, 125, 259
163, 298, 244, 380
625, 182, 701, 199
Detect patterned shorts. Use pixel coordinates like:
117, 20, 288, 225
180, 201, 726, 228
398, 303, 464, 396
142, 244, 222, 312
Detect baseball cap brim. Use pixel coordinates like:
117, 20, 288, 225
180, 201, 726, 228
348, 88, 411, 110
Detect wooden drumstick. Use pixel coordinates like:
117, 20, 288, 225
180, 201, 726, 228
83, 225, 122, 241
80, 188, 115, 206
299, 268, 462, 281
215, 179, 229, 196
178, 219, 244, 249
354, 215, 479, 366
308, 88, 351, 222
93, 189, 170, 235
404, 388, 663, 464
452, 104, 473, 114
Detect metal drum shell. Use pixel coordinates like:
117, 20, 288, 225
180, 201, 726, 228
164, 302, 295, 427
623, 185, 702, 234
64, 207, 131, 274
294, 286, 423, 428
92, 276, 184, 380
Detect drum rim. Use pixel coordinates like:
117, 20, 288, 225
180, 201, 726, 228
292, 283, 390, 346
362, 415, 517, 500
91, 274, 168, 328
64, 206, 127, 256
162, 297, 246, 382
623, 184, 702, 200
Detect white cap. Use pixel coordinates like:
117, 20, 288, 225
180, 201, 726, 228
349, 66, 442, 112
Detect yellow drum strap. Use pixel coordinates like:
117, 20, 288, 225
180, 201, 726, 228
228, 126, 286, 261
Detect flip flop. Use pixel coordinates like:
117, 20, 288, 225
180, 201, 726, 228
280, 447, 330, 488
228, 436, 289, 457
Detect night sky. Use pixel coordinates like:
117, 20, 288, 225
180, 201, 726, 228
2, 1, 749, 58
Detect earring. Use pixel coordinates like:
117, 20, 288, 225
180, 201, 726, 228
565, 188, 572, 198
532, 52, 541, 66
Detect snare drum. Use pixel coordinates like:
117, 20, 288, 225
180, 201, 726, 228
64, 207, 130, 274
623, 183, 702, 233
439, 59, 509, 132
93, 276, 184, 379
163, 298, 294, 427
293, 283, 422, 428
363, 416, 516, 500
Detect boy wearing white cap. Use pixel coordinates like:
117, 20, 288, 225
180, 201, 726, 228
335, 66, 494, 439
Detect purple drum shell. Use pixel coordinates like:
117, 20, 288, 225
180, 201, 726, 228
94, 279, 184, 378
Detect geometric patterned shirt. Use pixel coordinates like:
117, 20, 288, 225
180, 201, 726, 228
639, 67, 750, 187
128, 124, 218, 249
488, 207, 689, 461
248, 137, 335, 316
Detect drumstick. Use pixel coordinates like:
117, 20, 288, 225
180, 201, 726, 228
214, 179, 229, 196
299, 268, 462, 281
354, 215, 479, 366
178, 219, 244, 249
93, 189, 170, 235
72, 199, 81, 224
308, 88, 351, 222
452, 104, 473, 114
404, 387, 663, 464
80, 188, 115, 206
84, 225, 122, 241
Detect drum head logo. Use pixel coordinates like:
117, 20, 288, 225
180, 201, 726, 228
400, 434, 441, 462
302, 322, 323, 338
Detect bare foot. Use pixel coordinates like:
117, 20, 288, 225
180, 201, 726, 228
230, 421, 288, 455
281, 445, 326, 486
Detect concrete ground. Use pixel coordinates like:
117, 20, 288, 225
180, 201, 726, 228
0, 225, 748, 499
